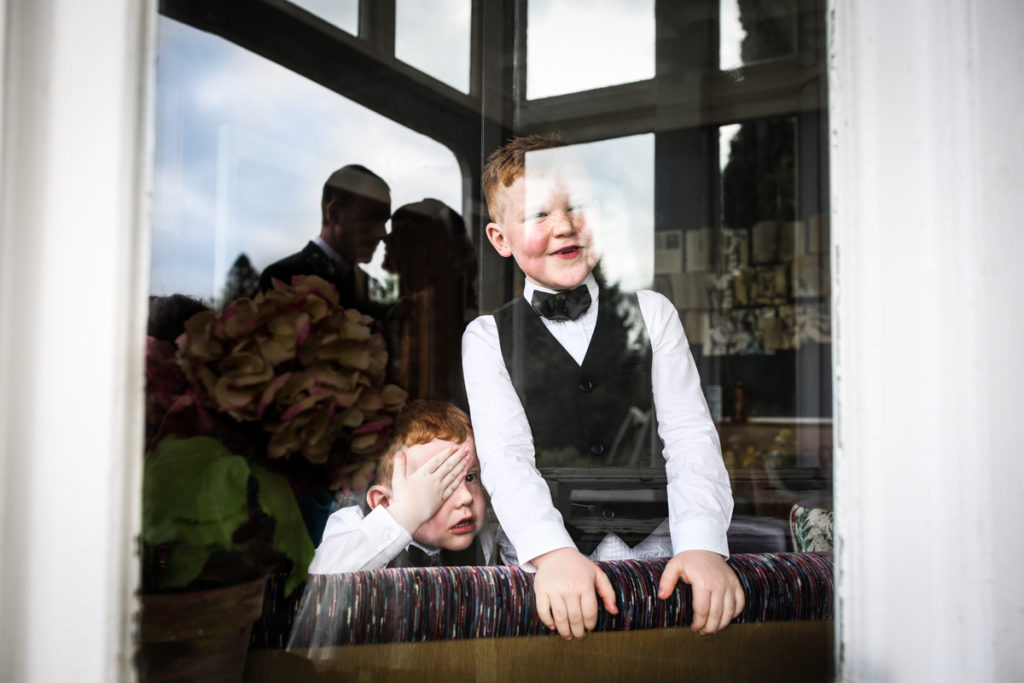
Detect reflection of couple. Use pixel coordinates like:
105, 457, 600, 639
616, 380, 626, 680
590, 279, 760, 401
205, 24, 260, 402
258, 165, 390, 316
259, 165, 474, 403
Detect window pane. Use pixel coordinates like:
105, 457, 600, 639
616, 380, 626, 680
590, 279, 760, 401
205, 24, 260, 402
288, 0, 359, 34
147, 0, 832, 672
719, 0, 797, 71
527, 0, 655, 99
152, 16, 461, 304
535, 135, 655, 292
396, 0, 472, 93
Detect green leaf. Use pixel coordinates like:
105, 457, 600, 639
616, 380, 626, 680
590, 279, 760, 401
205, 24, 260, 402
159, 544, 217, 589
188, 508, 252, 547
143, 436, 250, 527
252, 465, 314, 596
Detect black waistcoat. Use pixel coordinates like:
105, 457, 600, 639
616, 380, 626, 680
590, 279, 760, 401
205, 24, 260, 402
387, 540, 488, 569
493, 286, 659, 468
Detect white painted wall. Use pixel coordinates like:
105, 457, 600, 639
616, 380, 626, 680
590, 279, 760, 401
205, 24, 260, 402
831, 0, 1024, 679
0, 1, 153, 681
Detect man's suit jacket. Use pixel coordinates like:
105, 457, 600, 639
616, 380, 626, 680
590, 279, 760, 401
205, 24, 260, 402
258, 241, 359, 309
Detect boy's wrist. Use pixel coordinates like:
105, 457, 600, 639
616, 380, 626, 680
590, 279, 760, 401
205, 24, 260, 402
384, 500, 424, 536
530, 546, 579, 570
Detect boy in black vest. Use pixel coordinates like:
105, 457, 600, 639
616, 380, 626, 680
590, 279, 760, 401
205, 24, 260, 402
462, 136, 743, 640
308, 401, 510, 572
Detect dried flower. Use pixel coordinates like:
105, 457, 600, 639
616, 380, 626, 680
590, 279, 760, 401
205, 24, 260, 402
175, 275, 407, 489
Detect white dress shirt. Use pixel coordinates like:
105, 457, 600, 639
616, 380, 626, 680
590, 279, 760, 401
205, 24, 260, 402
312, 235, 345, 267
461, 273, 733, 568
308, 504, 420, 574
308, 504, 510, 574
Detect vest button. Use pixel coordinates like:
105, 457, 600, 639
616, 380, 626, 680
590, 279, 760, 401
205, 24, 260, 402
589, 443, 605, 456
578, 379, 593, 392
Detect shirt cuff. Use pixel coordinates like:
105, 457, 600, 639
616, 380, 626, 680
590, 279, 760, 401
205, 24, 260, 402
511, 524, 578, 572
365, 505, 414, 553
670, 518, 732, 559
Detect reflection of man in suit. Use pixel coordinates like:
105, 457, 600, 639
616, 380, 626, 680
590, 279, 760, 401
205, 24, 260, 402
258, 165, 391, 545
259, 165, 391, 314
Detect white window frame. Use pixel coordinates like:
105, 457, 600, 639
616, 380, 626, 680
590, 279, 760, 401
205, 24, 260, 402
0, 0, 154, 680
831, 0, 1024, 678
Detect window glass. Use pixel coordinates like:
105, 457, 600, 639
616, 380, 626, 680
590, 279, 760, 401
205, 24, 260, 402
525, 135, 655, 292
152, 16, 461, 304
146, 0, 832, 671
288, 0, 359, 34
527, 0, 655, 99
395, 0, 472, 93
719, 0, 797, 71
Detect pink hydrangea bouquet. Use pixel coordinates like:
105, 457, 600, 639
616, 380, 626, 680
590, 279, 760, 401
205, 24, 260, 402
168, 275, 407, 491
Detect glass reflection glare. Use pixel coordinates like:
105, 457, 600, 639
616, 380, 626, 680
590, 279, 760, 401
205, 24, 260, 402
289, 0, 359, 34
527, 0, 655, 100
719, 0, 797, 71
523, 136, 654, 292
396, 0, 472, 93
152, 17, 461, 302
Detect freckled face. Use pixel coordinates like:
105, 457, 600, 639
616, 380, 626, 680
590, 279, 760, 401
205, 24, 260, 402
487, 175, 599, 291
404, 438, 486, 551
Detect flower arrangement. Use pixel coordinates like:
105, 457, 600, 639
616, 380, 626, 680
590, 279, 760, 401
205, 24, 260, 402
144, 275, 407, 595
174, 275, 406, 488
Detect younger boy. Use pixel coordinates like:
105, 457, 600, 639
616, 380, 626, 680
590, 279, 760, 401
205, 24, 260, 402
309, 400, 508, 572
462, 136, 744, 640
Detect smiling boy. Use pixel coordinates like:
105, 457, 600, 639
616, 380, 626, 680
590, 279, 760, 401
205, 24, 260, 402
462, 135, 743, 640
309, 400, 507, 572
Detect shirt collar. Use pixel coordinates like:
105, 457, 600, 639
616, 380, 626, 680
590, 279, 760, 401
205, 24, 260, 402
524, 272, 598, 312
408, 539, 441, 557
312, 236, 350, 271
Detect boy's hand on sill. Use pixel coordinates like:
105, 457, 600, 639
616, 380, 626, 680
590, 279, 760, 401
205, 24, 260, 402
531, 548, 618, 641
658, 549, 744, 635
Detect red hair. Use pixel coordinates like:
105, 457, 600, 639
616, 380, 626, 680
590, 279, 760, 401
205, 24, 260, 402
482, 134, 566, 223
374, 400, 473, 487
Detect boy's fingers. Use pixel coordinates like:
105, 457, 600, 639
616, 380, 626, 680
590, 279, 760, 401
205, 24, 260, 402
720, 591, 736, 631
535, 591, 555, 631
657, 561, 682, 600
701, 590, 724, 634
441, 457, 468, 487
549, 598, 572, 640
733, 585, 745, 618
580, 587, 599, 632
426, 445, 459, 472
565, 598, 586, 640
594, 567, 618, 615
690, 588, 710, 633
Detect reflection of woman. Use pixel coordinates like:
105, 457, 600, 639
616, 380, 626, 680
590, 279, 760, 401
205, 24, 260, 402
383, 199, 475, 403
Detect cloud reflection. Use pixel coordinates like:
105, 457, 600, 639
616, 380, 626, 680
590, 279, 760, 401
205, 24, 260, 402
152, 16, 461, 301
527, 0, 655, 100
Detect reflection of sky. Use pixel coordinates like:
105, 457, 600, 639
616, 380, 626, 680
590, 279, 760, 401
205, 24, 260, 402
718, 0, 745, 70
526, 136, 655, 292
153, 5, 745, 301
287, 0, 359, 34
527, 0, 655, 100
396, 0, 471, 93
151, 16, 461, 301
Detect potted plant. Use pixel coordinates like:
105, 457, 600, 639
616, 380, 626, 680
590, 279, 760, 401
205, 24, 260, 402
139, 275, 406, 682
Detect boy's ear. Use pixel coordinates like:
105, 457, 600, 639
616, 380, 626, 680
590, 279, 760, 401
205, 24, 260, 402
485, 222, 513, 258
366, 485, 392, 510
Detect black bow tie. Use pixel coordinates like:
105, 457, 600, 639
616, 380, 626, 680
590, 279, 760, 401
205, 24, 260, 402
531, 285, 592, 322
